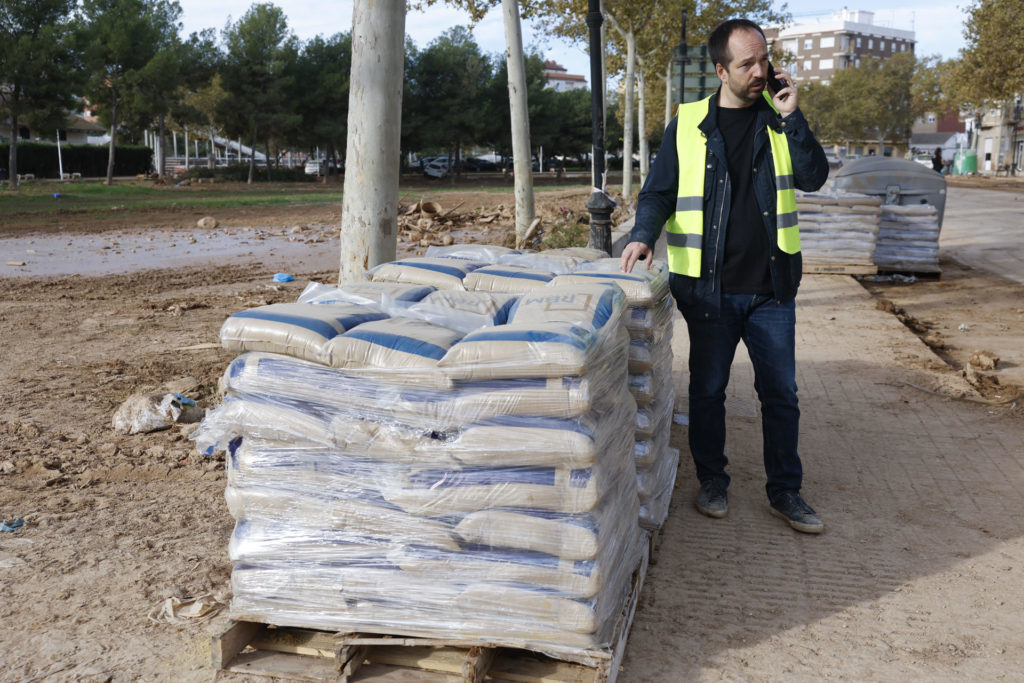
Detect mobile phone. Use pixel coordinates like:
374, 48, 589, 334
767, 63, 788, 94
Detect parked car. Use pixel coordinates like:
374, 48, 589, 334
422, 158, 450, 179
304, 159, 342, 176
912, 153, 934, 168
461, 157, 497, 172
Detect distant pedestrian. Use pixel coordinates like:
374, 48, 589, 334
932, 148, 944, 174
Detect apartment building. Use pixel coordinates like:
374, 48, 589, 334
765, 9, 915, 84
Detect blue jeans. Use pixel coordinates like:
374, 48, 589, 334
682, 294, 802, 500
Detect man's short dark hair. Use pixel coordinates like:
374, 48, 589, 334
708, 19, 767, 68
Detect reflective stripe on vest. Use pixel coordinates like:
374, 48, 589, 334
665, 92, 800, 277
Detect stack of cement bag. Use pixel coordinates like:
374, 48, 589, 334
876, 203, 941, 272
420, 246, 679, 529
194, 257, 649, 652
795, 191, 882, 268
546, 259, 678, 530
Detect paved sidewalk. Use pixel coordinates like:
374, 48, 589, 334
622, 273, 1024, 680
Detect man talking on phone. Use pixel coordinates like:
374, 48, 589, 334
620, 18, 829, 533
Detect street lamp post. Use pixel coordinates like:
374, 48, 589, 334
585, 0, 615, 254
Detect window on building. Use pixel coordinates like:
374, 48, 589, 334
783, 39, 797, 54
901, 44, 907, 52
841, 36, 850, 50
803, 38, 814, 50
819, 58, 834, 70
856, 37, 861, 48
855, 58, 861, 67
820, 36, 835, 49
838, 57, 848, 69
928, 114, 936, 123
803, 60, 812, 72
868, 38, 873, 49
880, 40, 885, 50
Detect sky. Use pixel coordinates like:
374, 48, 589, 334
176, 0, 970, 86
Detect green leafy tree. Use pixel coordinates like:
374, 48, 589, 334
799, 54, 916, 152
79, 0, 183, 184
405, 27, 492, 177
0, 0, 83, 188
955, 0, 1024, 105
220, 3, 296, 183
288, 32, 352, 180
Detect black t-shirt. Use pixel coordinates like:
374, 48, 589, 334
717, 105, 773, 295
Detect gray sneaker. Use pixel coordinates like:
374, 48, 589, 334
769, 491, 824, 534
696, 479, 728, 518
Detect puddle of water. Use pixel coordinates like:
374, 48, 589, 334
0, 228, 342, 278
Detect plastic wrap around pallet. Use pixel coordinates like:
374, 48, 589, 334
215, 352, 627, 430
201, 253, 655, 652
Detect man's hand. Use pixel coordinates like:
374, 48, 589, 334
620, 241, 653, 273
771, 66, 797, 118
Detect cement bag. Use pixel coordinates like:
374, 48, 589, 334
370, 257, 487, 290
406, 290, 517, 333
510, 283, 624, 332
639, 447, 680, 529
635, 395, 675, 440
453, 483, 640, 560
439, 321, 620, 381
328, 415, 461, 466
426, 244, 518, 263
321, 317, 461, 387
463, 264, 555, 294
228, 514, 460, 563
220, 302, 388, 364
435, 395, 636, 468
625, 296, 674, 342
192, 397, 333, 456
497, 248, 599, 275
556, 257, 670, 308
391, 545, 609, 599
225, 488, 460, 551
629, 372, 654, 407
298, 281, 435, 306
408, 376, 599, 425
382, 463, 608, 515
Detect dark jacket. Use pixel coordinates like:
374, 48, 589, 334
629, 90, 829, 319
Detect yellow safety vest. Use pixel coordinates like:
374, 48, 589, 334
665, 92, 801, 277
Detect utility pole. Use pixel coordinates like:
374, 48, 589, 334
585, 0, 614, 254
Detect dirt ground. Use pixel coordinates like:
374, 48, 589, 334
0, 181, 1022, 681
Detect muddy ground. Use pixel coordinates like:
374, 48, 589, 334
0, 179, 1022, 681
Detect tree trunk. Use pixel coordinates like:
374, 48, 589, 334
502, 0, 536, 247
157, 114, 166, 178
8, 112, 18, 190
247, 122, 256, 184
621, 29, 636, 202
637, 61, 649, 187
106, 93, 117, 186
264, 139, 271, 182
338, 0, 405, 284
663, 64, 672, 127
208, 129, 216, 169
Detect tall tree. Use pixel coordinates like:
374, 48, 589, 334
220, 3, 294, 184
405, 27, 491, 177
0, 0, 82, 188
289, 32, 352, 181
80, 0, 182, 184
955, 0, 1024, 106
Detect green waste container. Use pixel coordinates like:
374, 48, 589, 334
954, 150, 977, 175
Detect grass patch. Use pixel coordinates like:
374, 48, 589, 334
0, 180, 345, 220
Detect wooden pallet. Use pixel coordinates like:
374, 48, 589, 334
803, 263, 878, 275
213, 551, 648, 683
